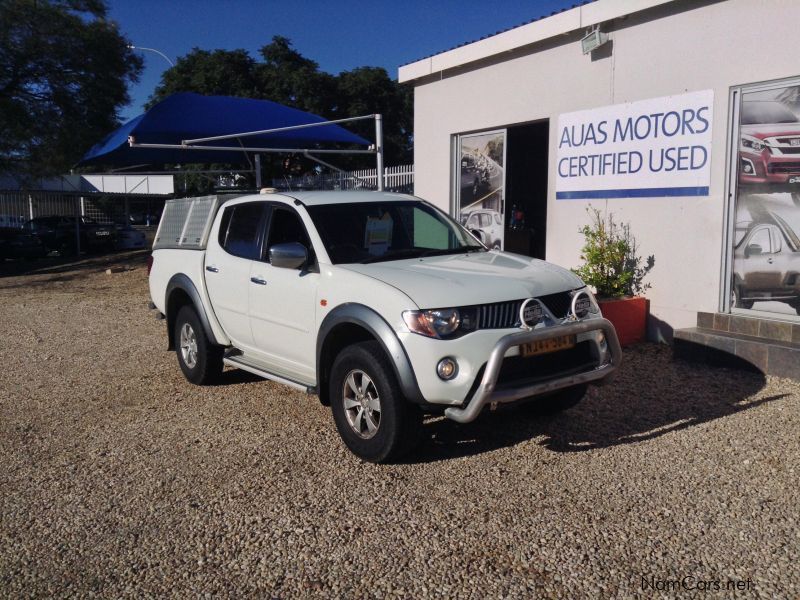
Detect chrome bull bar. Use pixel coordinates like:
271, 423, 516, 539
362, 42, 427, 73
444, 318, 622, 424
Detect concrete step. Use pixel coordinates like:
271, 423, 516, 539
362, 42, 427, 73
674, 326, 800, 380
695, 311, 800, 344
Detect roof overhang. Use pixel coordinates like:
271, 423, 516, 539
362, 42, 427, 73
398, 0, 677, 83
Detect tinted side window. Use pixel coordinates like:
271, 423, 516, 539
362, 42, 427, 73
267, 208, 310, 250
748, 228, 771, 254
221, 203, 267, 259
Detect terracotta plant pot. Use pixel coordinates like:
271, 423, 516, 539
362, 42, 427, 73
599, 296, 648, 346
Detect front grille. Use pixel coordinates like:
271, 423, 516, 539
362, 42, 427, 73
768, 162, 800, 174
496, 341, 596, 389
476, 300, 523, 329
536, 291, 573, 319
461, 291, 575, 331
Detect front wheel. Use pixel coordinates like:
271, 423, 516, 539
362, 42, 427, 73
174, 305, 223, 385
330, 341, 422, 463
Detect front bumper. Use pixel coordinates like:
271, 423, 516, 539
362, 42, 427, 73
739, 150, 800, 187
443, 318, 621, 423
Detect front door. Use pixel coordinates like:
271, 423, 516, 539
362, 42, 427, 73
248, 206, 318, 383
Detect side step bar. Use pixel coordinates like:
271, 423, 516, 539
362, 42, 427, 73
223, 355, 317, 395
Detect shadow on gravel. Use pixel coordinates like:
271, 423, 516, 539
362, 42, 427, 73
404, 344, 788, 463
212, 369, 263, 386
0, 249, 149, 281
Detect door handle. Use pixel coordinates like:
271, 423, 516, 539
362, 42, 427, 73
206, 265, 219, 273
767, 258, 774, 264
250, 276, 267, 285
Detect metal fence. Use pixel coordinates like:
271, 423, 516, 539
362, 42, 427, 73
271, 164, 414, 193
0, 192, 166, 227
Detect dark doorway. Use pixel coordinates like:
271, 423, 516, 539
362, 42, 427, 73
504, 121, 549, 259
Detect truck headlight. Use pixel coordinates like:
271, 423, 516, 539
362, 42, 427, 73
403, 308, 461, 338
740, 134, 768, 153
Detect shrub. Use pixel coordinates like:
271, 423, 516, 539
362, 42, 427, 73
572, 206, 655, 299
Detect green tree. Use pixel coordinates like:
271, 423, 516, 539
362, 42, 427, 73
255, 36, 337, 117
0, 0, 142, 178
149, 48, 258, 107
336, 66, 413, 164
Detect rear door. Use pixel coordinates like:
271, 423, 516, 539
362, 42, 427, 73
247, 205, 319, 382
205, 201, 269, 349
741, 225, 783, 293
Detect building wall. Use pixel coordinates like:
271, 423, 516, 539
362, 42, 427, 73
411, 0, 800, 337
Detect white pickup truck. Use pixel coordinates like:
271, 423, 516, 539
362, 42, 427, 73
148, 191, 621, 462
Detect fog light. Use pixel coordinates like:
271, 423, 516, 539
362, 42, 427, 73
437, 357, 458, 380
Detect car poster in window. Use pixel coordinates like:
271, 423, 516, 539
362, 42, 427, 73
456, 130, 506, 250
731, 81, 800, 319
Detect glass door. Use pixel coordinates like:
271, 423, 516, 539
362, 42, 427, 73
724, 76, 800, 321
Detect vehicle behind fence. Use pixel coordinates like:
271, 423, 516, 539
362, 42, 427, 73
271, 164, 414, 193
0, 191, 166, 257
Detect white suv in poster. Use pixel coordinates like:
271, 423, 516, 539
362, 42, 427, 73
733, 83, 800, 317
457, 130, 506, 250
460, 209, 503, 249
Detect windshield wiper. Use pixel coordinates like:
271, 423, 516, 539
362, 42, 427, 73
419, 246, 485, 258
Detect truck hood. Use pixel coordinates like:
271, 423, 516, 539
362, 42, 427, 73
741, 123, 800, 139
340, 251, 584, 308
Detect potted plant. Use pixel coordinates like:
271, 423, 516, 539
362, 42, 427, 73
573, 207, 655, 346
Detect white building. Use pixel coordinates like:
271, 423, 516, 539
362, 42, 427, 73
400, 0, 800, 364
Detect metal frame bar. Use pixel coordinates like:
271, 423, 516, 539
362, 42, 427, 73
183, 114, 377, 144
125, 113, 386, 191
128, 141, 376, 155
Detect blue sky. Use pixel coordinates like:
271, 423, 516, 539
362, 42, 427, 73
108, 0, 580, 121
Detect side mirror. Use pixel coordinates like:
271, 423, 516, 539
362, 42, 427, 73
468, 229, 483, 243
745, 243, 762, 257
269, 242, 308, 269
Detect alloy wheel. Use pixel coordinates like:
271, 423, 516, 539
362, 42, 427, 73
179, 322, 198, 369
342, 369, 381, 439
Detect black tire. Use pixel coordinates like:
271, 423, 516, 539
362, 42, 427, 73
522, 384, 587, 416
329, 341, 422, 463
174, 305, 223, 385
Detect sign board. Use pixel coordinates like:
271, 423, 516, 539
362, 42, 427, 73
556, 90, 714, 199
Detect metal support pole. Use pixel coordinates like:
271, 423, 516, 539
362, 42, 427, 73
255, 154, 262, 189
375, 114, 385, 191
28, 194, 33, 220
75, 197, 81, 257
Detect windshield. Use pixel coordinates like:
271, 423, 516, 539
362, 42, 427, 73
741, 101, 798, 125
306, 200, 485, 264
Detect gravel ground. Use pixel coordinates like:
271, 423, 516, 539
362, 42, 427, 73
0, 251, 798, 599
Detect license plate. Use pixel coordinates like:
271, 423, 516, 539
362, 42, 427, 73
520, 335, 576, 357
95, 231, 109, 236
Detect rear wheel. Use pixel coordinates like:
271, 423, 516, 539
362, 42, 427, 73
522, 384, 587, 416
330, 341, 422, 463
174, 305, 223, 385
